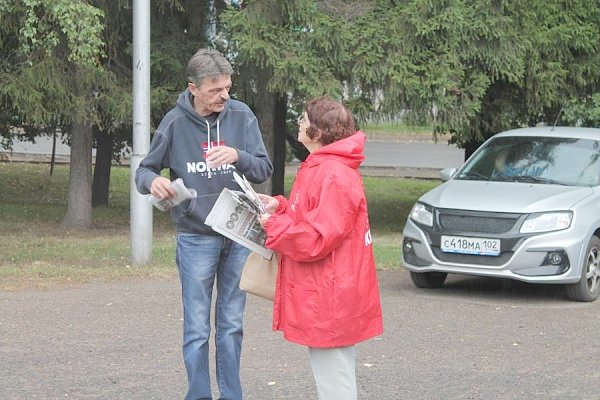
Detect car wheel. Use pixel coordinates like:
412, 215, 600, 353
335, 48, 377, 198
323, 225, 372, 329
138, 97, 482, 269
409, 271, 448, 289
566, 235, 600, 302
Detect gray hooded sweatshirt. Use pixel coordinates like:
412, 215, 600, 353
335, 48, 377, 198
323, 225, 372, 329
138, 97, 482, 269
135, 89, 273, 234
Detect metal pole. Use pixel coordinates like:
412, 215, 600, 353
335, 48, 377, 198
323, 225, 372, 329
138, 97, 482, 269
131, 0, 153, 264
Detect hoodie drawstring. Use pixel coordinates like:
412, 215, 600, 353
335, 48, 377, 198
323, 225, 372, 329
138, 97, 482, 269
205, 119, 221, 179
205, 120, 212, 179
216, 119, 220, 149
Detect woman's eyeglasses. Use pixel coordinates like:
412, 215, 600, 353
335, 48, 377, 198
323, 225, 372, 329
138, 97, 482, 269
297, 114, 304, 126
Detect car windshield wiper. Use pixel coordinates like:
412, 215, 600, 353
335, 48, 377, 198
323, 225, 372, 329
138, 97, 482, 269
509, 175, 570, 186
457, 171, 490, 181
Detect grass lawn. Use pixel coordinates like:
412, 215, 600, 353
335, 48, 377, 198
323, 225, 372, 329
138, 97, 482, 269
0, 162, 440, 290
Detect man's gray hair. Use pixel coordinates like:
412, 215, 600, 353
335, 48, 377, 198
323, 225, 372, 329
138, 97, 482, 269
186, 48, 234, 86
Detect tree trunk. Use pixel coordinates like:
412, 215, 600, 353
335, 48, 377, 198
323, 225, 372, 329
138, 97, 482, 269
252, 82, 276, 195
256, 94, 289, 196
50, 129, 57, 176
464, 141, 481, 161
60, 120, 93, 230
92, 127, 113, 207
271, 94, 287, 196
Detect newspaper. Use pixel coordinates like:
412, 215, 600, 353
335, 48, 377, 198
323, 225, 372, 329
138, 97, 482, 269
148, 178, 197, 212
205, 173, 273, 259
232, 171, 267, 214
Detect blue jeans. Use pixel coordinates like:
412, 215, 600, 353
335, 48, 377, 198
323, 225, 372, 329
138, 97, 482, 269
176, 233, 250, 400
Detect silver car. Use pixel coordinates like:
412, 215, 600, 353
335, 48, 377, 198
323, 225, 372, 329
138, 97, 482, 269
402, 127, 600, 301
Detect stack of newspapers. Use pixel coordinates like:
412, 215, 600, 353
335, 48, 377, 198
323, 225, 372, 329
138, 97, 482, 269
205, 172, 273, 259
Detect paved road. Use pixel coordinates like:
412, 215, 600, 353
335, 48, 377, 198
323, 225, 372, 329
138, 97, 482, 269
362, 136, 464, 178
2, 270, 599, 400
364, 136, 464, 169
4, 135, 465, 179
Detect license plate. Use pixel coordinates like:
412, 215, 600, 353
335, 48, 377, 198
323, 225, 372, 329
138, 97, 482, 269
441, 235, 500, 256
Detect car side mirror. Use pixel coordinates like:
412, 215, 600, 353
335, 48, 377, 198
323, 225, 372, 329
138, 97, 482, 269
440, 167, 457, 182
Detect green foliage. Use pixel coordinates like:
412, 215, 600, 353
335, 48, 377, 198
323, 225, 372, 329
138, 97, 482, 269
563, 94, 600, 127
0, 0, 215, 163
222, 0, 353, 110
3, 0, 105, 66
222, 0, 600, 146
0, 0, 107, 134
3, 0, 599, 227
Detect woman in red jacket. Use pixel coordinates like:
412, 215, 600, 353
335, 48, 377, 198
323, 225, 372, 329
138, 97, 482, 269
258, 96, 383, 399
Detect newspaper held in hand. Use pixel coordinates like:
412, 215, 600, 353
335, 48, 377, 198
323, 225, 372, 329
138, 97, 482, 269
205, 175, 273, 259
148, 178, 197, 212
232, 171, 267, 214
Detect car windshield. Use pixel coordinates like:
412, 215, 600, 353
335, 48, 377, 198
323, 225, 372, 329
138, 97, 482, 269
456, 136, 600, 186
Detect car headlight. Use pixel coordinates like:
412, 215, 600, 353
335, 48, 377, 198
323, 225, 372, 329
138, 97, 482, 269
410, 203, 433, 227
520, 211, 572, 233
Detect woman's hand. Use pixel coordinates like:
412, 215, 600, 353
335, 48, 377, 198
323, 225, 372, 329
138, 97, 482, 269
257, 193, 279, 214
258, 213, 271, 227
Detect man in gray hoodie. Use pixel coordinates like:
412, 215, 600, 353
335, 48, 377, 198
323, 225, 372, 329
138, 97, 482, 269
135, 48, 273, 400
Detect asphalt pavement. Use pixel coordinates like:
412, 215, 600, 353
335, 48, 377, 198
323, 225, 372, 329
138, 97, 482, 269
2, 270, 600, 400
7, 135, 595, 400
2, 134, 466, 179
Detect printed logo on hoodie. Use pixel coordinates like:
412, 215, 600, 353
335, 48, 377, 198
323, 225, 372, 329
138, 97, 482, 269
185, 140, 234, 176
202, 140, 225, 156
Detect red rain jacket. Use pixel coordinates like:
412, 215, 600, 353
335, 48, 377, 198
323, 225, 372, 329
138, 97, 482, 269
264, 132, 383, 348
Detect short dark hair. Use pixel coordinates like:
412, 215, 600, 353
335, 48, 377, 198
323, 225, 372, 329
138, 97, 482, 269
304, 96, 356, 146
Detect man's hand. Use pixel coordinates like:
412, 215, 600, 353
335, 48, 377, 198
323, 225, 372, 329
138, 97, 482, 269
205, 146, 239, 168
150, 176, 176, 199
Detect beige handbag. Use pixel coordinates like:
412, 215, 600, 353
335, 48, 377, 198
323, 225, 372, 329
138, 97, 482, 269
239, 252, 279, 301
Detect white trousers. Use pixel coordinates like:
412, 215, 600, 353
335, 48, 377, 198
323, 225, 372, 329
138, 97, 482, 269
308, 345, 357, 400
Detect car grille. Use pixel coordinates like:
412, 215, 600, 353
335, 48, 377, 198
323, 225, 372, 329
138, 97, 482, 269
438, 213, 517, 234
425, 208, 527, 266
